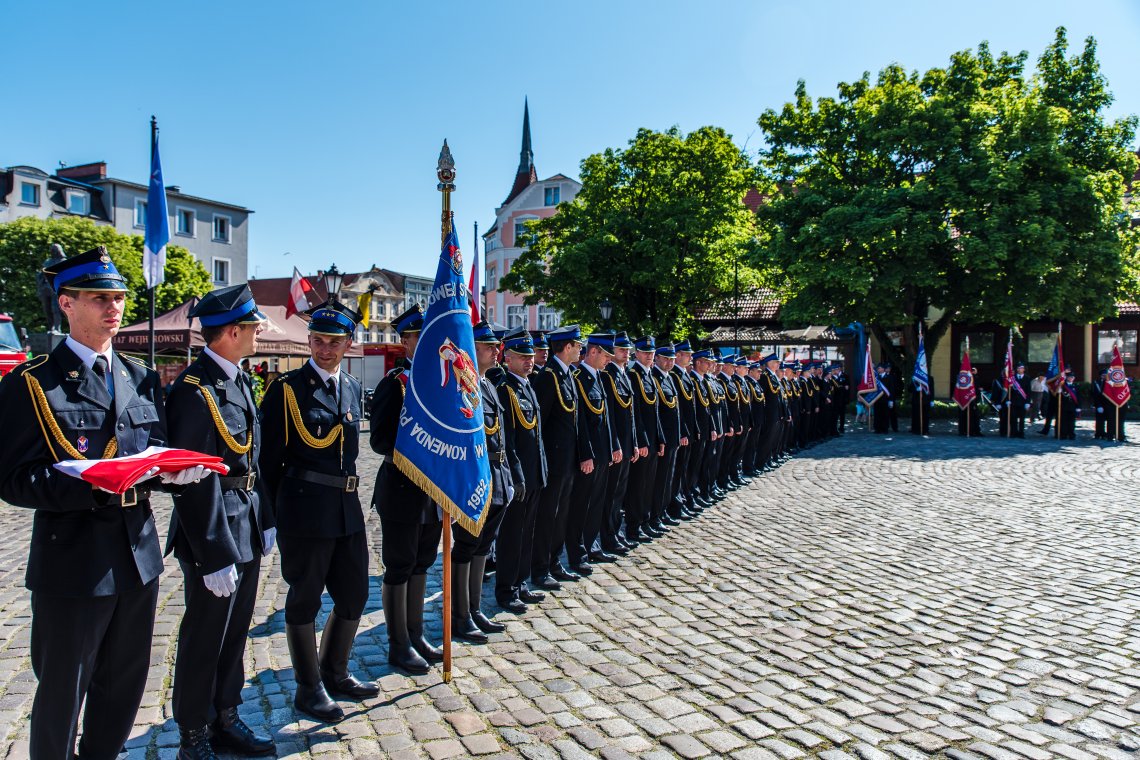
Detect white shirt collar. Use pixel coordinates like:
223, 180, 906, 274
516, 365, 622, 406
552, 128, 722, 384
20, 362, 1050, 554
65, 335, 114, 371
308, 358, 341, 386
552, 355, 571, 374
636, 359, 652, 373
510, 371, 530, 386
579, 361, 599, 379
203, 347, 240, 381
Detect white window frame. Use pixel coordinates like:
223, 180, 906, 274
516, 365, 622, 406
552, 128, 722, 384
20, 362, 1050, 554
506, 305, 528, 330
486, 264, 497, 292
20, 182, 40, 206
513, 216, 538, 248
175, 206, 197, 237
212, 213, 232, 243
537, 305, 560, 331
487, 306, 495, 323
544, 185, 561, 206
134, 199, 147, 229
212, 256, 231, 286
66, 190, 89, 215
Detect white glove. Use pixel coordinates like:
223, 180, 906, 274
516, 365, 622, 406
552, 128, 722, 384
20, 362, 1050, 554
160, 465, 210, 486
262, 527, 277, 556
888, 401, 894, 408
1097, 407, 1104, 414
203, 565, 238, 597
1025, 404, 1031, 410
505, 485, 516, 504
1005, 401, 1011, 407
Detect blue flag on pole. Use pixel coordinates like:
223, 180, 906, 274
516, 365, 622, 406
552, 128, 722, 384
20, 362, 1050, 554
143, 132, 169, 289
394, 224, 492, 535
913, 333, 930, 394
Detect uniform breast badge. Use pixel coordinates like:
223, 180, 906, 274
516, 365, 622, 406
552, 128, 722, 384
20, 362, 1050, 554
77, 436, 89, 453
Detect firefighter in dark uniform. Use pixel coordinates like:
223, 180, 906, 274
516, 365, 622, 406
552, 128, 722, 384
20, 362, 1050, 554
669, 341, 700, 518
451, 321, 517, 643
495, 329, 548, 612
674, 342, 708, 512
1059, 369, 1082, 440
1094, 368, 1109, 440
258, 300, 376, 723
651, 343, 685, 530
0, 248, 188, 760
166, 284, 277, 758
756, 353, 784, 469
716, 355, 742, 490
531, 325, 583, 589
368, 304, 442, 675
1008, 361, 1031, 437
600, 331, 639, 554
626, 337, 664, 542
746, 361, 767, 474
530, 331, 549, 373
692, 350, 724, 502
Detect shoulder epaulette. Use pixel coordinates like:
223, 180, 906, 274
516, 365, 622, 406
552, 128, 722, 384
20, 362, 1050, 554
387, 367, 404, 378
121, 354, 153, 370
13, 355, 49, 377
183, 374, 202, 385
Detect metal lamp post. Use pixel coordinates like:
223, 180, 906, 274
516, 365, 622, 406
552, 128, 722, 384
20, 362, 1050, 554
599, 297, 613, 331
323, 264, 344, 305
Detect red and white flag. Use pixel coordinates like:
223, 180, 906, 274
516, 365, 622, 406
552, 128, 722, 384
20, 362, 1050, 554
1104, 344, 1132, 408
53, 446, 228, 494
954, 349, 977, 409
468, 230, 481, 325
286, 267, 315, 320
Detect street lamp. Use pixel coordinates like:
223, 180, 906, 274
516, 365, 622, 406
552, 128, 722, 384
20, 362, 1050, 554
599, 297, 613, 330
323, 264, 343, 305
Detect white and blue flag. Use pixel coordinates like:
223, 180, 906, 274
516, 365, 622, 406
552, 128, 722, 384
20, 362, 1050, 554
913, 332, 930, 394
143, 132, 169, 289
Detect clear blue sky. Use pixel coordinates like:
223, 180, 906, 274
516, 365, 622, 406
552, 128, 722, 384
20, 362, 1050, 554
7, 0, 1139, 282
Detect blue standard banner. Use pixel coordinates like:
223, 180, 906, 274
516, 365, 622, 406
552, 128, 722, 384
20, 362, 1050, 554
394, 225, 492, 535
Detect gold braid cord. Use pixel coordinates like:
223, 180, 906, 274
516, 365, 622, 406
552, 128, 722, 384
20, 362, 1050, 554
576, 376, 606, 416
506, 387, 538, 430
283, 383, 342, 449
675, 373, 693, 401
654, 378, 678, 409
25, 373, 117, 461
633, 372, 656, 406
723, 380, 739, 402
693, 377, 710, 408
605, 374, 632, 409
185, 378, 253, 455
739, 381, 752, 402
483, 411, 501, 436
548, 371, 576, 414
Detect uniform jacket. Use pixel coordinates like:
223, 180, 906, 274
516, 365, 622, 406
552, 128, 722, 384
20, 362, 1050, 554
166, 352, 274, 574
481, 376, 518, 506
259, 363, 365, 538
573, 365, 617, 465
369, 368, 435, 524
687, 368, 713, 441
651, 365, 683, 446
603, 363, 640, 456
0, 344, 167, 596
706, 373, 727, 435
760, 369, 785, 422
628, 362, 663, 450
717, 371, 741, 432
671, 366, 699, 442
498, 372, 547, 498
534, 357, 580, 471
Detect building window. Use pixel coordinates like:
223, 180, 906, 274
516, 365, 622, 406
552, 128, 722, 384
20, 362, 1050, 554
66, 190, 89, 215
959, 333, 994, 364
212, 214, 231, 243
513, 219, 536, 248
134, 199, 147, 228
486, 265, 496, 291
212, 257, 231, 286
544, 186, 560, 206
537, 305, 559, 331
506, 305, 528, 330
487, 306, 495, 323
20, 183, 40, 206
1027, 332, 1058, 364
176, 207, 196, 236
1098, 329, 1138, 364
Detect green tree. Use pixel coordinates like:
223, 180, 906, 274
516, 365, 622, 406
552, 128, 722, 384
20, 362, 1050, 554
755, 28, 1139, 369
0, 217, 212, 332
500, 126, 763, 338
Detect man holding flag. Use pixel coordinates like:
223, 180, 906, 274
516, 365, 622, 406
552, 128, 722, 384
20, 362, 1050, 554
910, 329, 933, 435
1102, 344, 1131, 441
954, 346, 980, 437
1007, 359, 1031, 438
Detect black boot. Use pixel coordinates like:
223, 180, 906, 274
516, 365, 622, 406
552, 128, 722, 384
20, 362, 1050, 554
319, 612, 380, 700
452, 561, 489, 643
210, 707, 274, 756
177, 726, 216, 760
407, 574, 444, 662
470, 556, 505, 633
382, 582, 430, 675
286, 623, 344, 722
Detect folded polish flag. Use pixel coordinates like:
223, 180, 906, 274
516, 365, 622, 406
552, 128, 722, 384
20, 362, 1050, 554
54, 446, 229, 494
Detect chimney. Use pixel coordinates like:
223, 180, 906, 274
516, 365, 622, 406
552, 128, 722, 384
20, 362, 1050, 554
56, 162, 107, 181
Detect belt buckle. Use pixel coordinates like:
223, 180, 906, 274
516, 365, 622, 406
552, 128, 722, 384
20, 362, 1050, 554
345, 475, 358, 493
121, 487, 137, 508
243, 473, 256, 491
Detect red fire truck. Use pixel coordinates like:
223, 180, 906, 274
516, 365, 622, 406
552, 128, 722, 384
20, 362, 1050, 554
0, 314, 28, 377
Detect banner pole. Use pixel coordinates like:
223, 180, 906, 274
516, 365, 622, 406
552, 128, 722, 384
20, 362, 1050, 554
1116, 404, 1120, 443
437, 141, 455, 684
919, 389, 924, 435
967, 403, 970, 438
1056, 388, 1061, 440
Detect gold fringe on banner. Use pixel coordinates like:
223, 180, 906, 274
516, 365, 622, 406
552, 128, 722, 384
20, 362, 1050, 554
393, 450, 491, 537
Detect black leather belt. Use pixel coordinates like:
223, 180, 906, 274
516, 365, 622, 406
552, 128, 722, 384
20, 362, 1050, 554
113, 486, 151, 507
285, 467, 358, 493
491, 450, 505, 463
219, 473, 257, 492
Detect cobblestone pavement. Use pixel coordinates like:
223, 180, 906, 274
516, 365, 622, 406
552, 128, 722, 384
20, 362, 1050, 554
1, 418, 1138, 759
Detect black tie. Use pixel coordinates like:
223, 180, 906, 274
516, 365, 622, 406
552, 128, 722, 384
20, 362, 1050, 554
93, 356, 113, 400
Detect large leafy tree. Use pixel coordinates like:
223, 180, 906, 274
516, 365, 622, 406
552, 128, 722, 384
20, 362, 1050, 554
0, 216, 213, 332
755, 28, 1139, 368
501, 126, 763, 338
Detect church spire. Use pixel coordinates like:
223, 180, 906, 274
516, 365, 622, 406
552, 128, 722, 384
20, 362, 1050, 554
504, 98, 539, 205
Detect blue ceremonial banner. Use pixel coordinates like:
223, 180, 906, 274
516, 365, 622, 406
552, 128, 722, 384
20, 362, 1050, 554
913, 334, 930, 394
394, 224, 492, 535
143, 132, 169, 289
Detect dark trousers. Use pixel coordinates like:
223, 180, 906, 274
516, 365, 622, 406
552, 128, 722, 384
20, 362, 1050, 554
173, 555, 261, 728
685, 438, 704, 500
496, 489, 540, 599
30, 578, 159, 760
533, 470, 574, 578
380, 516, 442, 585
454, 499, 509, 562
626, 454, 657, 532
671, 442, 691, 509
652, 446, 679, 521
566, 461, 607, 564
702, 437, 720, 492
278, 531, 369, 625
601, 458, 630, 549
